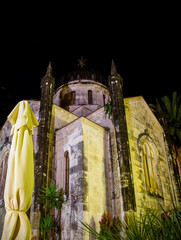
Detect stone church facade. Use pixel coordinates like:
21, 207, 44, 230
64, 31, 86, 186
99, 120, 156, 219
0, 60, 181, 239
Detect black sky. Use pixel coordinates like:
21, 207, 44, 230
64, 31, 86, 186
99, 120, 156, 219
0, 4, 180, 127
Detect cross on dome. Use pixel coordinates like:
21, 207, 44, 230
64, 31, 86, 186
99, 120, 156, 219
78, 56, 87, 69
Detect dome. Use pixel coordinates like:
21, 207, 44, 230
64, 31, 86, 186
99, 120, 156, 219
53, 59, 110, 117
56, 68, 108, 88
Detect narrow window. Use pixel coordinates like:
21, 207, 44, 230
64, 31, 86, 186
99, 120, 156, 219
88, 90, 93, 104
141, 144, 151, 191
138, 132, 163, 196
64, 151, 69, 197
68, 92, 72, 104
103, 94, 106, 105
71, 91, 76, 104
141, 142, 159, 194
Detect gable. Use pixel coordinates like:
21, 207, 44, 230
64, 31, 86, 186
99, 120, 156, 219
124, 96, 163, 133
86, 106, 114, 130
52, 104, 78, 131
70, 105, 93, 117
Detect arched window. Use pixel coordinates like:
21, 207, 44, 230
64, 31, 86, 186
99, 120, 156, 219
103, 94, 106, 105
88, 90, 93, 104
0, 152, 9, 199
64, 151, 69, 197
61, 91, 76, 108
71, 91, 76, 105
141, 142, 158, 193
138, 131, 162, 196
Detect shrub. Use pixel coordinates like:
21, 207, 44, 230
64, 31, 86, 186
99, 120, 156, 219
39, 182, 65, 240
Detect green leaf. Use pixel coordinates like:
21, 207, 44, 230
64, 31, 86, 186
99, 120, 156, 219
176, 129, 181, 142
169, 126, 176, 137
162, 95, 172, 117
149, 104, 157, 112
172, 91, 178, 119
40, 182, 64, 210
177, 104, 181, 121
79, 190, 181, 240
104, 101, 112, 118
40, 214, 51, 233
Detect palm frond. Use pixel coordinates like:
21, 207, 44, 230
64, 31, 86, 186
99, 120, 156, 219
104, 101, 112, 118
40, 182, 64, 210
172, 91, 179, 119
177, 104, 181, 121
149, 104, 157, 112
161, 95, 172, 118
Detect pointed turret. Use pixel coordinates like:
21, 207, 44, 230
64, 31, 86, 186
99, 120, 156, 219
108, 60, 136, 215
111, 59, 117, 75
31, 62, 55, 238
109, 59, 123, 86
41, 62, 55, 88
46, 61, 52, 77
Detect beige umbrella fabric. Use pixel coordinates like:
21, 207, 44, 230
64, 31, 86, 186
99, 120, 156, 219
1, 100, 39, 240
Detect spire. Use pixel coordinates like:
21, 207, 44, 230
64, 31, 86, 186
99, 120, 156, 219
109, 59, 123, 85
41, 61, 55, 88
108, 58, 136, 212
46, 61, 52, 76
111, 59, 117, 75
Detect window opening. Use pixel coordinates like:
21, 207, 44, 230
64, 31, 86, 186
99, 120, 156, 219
138, 133, 162, 196
103, 94, 106, 105
64, 151, 69, 197
88, 90, 93, 104
71, 91, 76, 104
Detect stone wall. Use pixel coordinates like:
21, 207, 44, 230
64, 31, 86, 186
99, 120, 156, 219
31, 104, 78, 239
53, 80, 110, 116
1, 94, 178, 239
55, 117, 83, 239
86, 107, 123, 219
82, 117, 108, 239
124, 96, 179, 213
55, 117, 109, 239
49, 105, 78, 184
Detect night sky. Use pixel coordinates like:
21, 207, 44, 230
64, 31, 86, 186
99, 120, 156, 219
1, 5, 180, 127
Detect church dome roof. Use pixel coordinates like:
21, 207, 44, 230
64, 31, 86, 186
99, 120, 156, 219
57, 68, 107, 87
56, 57, 108, 88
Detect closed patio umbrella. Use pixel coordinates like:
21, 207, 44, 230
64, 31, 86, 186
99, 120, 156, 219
1, 100, 39, 240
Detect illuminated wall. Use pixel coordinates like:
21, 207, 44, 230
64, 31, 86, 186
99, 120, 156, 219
124, 96, 180, 213
55, 117, 108, 239
82, 117, 108, 239
1, 95, 180, 240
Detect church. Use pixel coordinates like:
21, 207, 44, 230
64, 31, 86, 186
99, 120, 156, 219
0, 58, 181, 239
